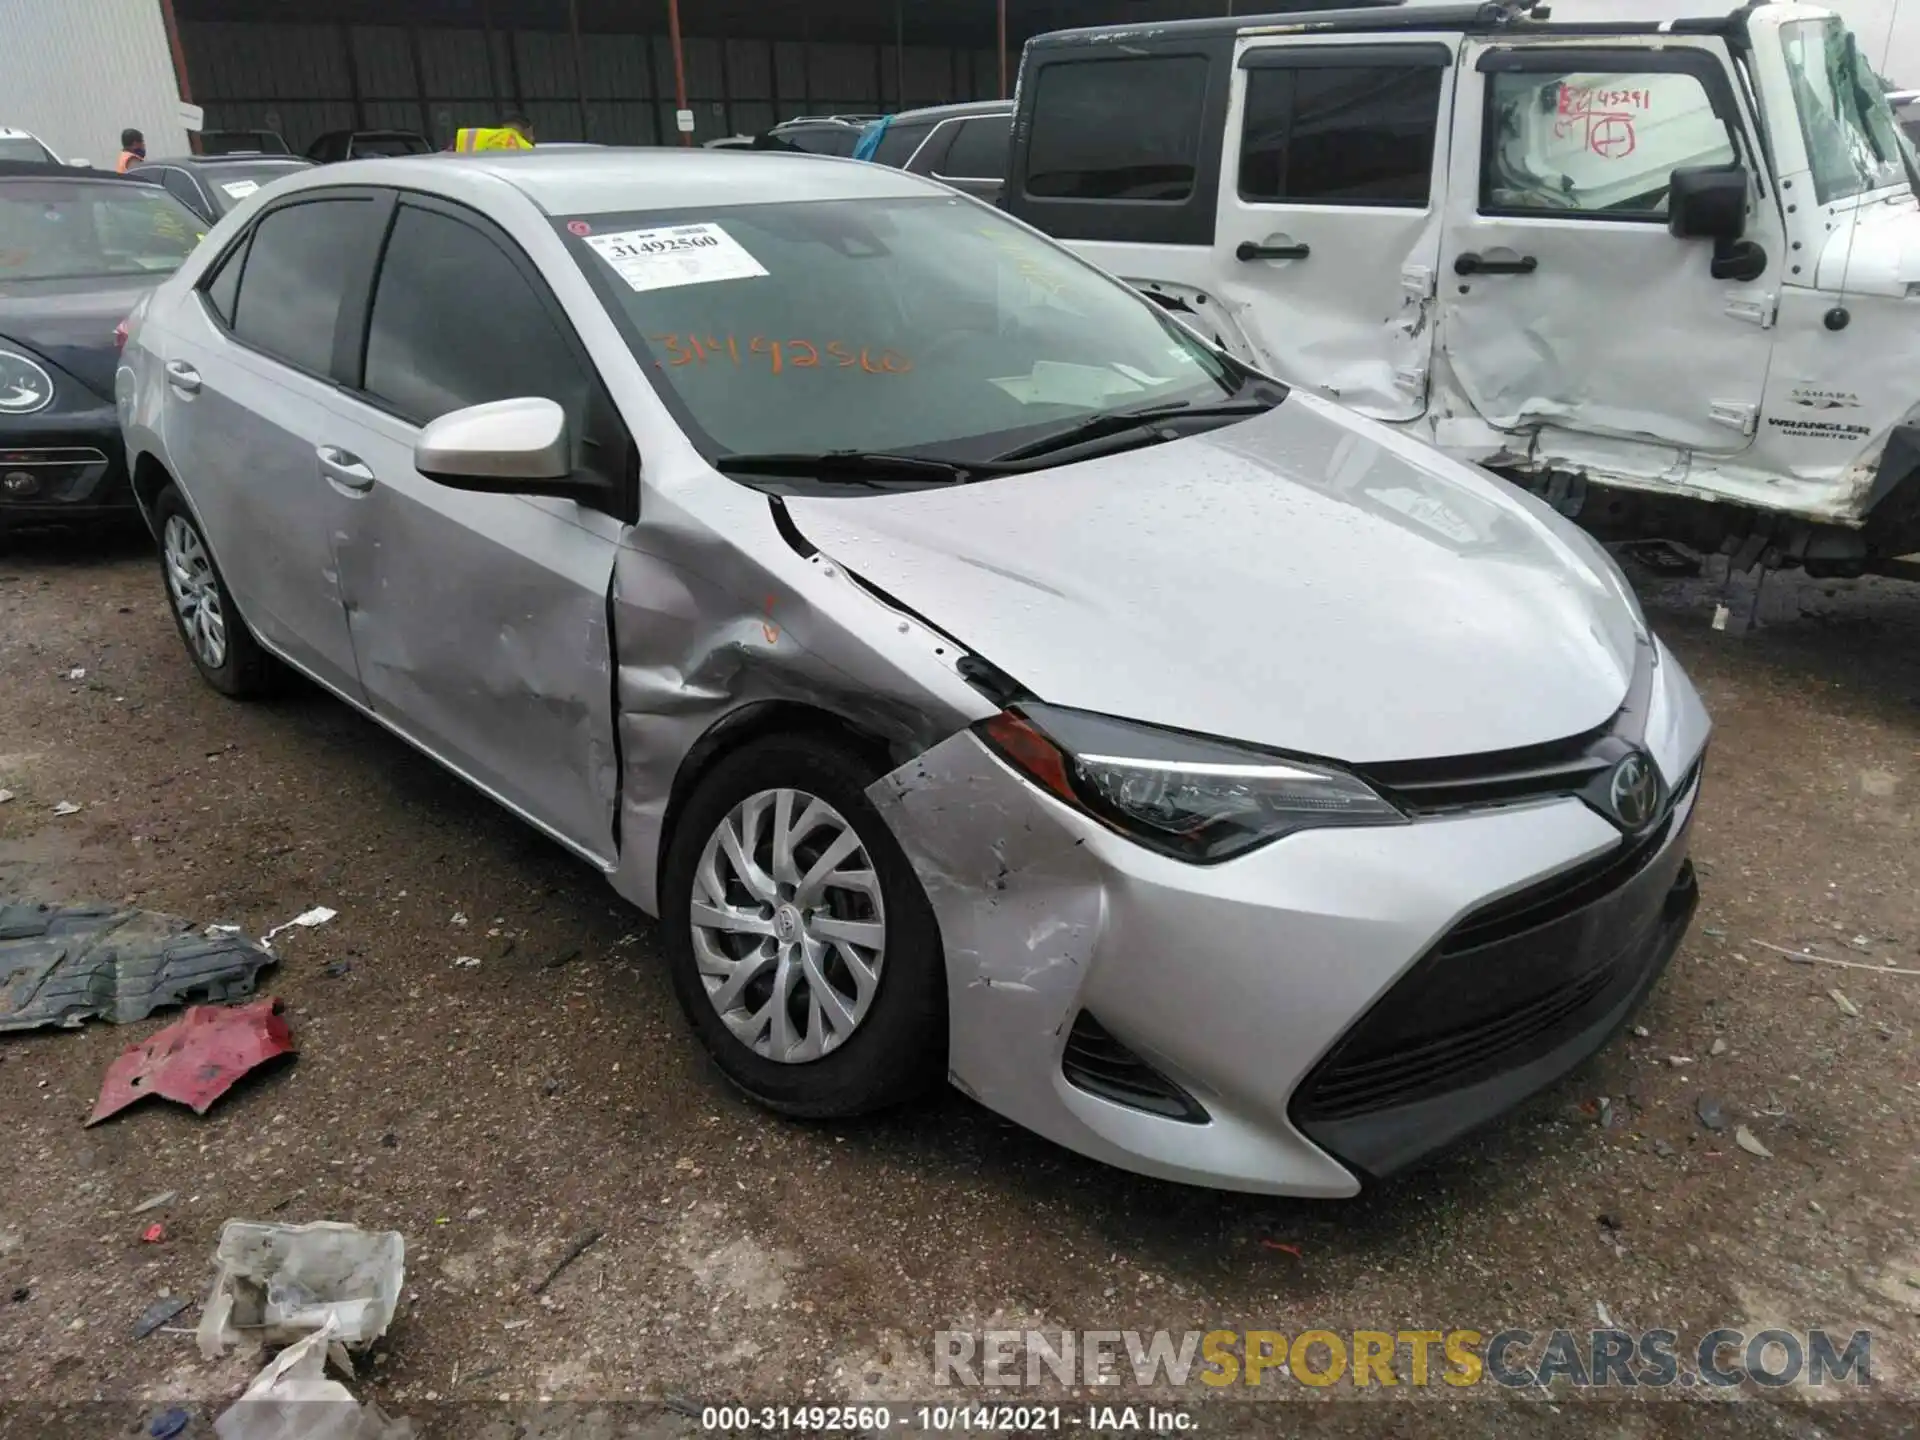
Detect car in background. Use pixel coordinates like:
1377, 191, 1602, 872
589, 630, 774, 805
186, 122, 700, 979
0, 162, 203, 530
751, 117, 876, 157
307, 129, 434, 163
1893, 90, 1920, 147
121, 149, 1707, 1196
704, 135, 757, 151
129, 154, 313, 224
0, 128, 64, 166
198, 130, 290, 157
858, 100, 1012, 203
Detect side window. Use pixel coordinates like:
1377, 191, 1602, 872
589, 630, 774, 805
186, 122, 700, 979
1026, 56, 1210, 200
362, 203, 592, 431
872, 120, 935, 168
158, 169, 205, 217
1482, 66, 1736, 217
1239, 62, 1443, 205
940, 115, 1013, 179
201, 234, 247, 326
230, 197, 378, 375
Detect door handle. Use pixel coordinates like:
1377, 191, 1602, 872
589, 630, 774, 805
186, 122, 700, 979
164, 360, 201, 394
1453, 252, 1538, 276
1236, 240, 1311, 262
317, 444, 375, 493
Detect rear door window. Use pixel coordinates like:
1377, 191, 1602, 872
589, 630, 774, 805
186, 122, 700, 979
156, 168, 210, 217
871, 120, 935, 168
229, 196, 382, 376
1025, 56, 1210, 200
939, 114, 1012, 179
1238, 61, 1444, 205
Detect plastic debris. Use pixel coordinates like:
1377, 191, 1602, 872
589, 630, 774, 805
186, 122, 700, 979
452, 956, 480, 969
149, 1408, 192, 1439
133, 1190, 177, 1213
1595, 1300, 1614, 1327
65, 667, 86, 680
88, 999, 295, 1125
1830, 988, 1861, 1017
260, 907, 336, 948
51, 801, 81, 816
1711, 603, 1730, 631
0, 788, 13, 804
1667, 1055, 1693, 1068
198, 1219, 405, 1358
1734, 1125, 1772, 1159
134, 1294, 191, 1338
1695, 1095, 1727, 1132
0, 899, 277, 1034
213, 1322, 414, 1440
1709, 1038, 1728, 1057
144, 1223, 168, 1243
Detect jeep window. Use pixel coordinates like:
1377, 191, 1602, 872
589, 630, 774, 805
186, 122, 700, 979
1239, 63, 1442, 205
1779, 18, 1908, 204
940, 114, 1013, 180
1026, 56, 1209, 200
1482, 69, 1735, 217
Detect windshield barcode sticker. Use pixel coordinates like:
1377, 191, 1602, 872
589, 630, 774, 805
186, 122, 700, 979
220, 180, 260, 200
582, 223, 768, 293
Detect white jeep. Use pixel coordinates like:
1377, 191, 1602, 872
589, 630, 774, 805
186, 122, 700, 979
1003, 1, 1920, 576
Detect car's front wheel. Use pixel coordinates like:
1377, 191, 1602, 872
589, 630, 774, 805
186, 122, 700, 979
155, 484, 273, 699
661, 733, 946, 1118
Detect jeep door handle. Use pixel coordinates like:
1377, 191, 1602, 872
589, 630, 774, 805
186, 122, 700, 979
1454, 252, 1538, 276
164, 360, 201, 394
1236, 240, 1311, 262
317, 444, 375, 493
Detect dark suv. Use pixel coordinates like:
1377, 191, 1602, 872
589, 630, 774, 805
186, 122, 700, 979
861, 100, 1012, 203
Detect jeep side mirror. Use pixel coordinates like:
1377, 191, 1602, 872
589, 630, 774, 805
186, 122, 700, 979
1668, 163, 1748, 242
1669, 162, 1766, 282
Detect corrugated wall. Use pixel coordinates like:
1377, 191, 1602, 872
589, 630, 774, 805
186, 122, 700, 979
0, 0, 189, 164
182, 19, 1001, 152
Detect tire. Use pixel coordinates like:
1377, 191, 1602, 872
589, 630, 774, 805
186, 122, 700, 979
154, 484, 274, 699
661, 732, 947, 1118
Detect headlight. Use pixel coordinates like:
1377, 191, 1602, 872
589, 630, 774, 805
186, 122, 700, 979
976, 704, 1404, 863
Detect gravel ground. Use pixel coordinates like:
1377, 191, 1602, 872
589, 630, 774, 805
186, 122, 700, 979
0, 529, 1917, 1439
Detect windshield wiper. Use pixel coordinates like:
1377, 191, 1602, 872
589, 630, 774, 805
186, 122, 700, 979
989, 396, 1276, 465
714, 451, 995, 485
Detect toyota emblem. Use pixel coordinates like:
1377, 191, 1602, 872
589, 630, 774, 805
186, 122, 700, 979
1607, 752, 1661, 831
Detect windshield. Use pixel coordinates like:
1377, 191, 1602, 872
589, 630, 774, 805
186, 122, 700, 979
0, 180, 202, 282
561, 195, 1239, 463
205, 163, 306, 212
0, 137, 55, 164
1779, 17, 1910, 203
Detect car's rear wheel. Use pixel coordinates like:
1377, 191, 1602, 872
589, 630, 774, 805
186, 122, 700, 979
661, 733, 946, 1118
155, 484, 273, 699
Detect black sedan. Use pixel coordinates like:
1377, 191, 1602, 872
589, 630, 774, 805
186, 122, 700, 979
128, 154, 312, 224
0, 162, 204, 530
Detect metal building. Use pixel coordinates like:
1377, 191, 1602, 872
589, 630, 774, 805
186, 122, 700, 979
0, 0, 196, 164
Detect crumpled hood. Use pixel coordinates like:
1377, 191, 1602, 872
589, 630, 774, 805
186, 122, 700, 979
785, 394, 1642, 764
0, 276, 159, 403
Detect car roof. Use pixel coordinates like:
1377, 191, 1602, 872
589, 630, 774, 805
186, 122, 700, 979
296, 147, 940, 216
1026, 0, 1752, 48
887, 100, 1013, 124
0, 127, 42, 139
0, 159, 148, 183
142, 155, 311, 169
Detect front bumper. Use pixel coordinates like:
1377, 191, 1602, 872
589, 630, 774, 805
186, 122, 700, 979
870, 640, 1710, 1196
0, 405, 134, 525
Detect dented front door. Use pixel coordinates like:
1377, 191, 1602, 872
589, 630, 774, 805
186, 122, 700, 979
1215, 35, 1456, 421
1439, 37, 1778, 458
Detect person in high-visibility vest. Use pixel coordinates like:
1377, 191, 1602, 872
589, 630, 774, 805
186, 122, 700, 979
453, 114, 535, 153
115, 128, 146, 173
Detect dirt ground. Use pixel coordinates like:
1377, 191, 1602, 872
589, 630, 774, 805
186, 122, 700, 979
0, 528, 1917, 1439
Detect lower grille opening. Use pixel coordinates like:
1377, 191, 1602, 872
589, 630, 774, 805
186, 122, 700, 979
1062, 1011, 1208, 1124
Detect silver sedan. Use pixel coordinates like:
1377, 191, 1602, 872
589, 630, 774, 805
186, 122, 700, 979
118, 149, 1709, 1195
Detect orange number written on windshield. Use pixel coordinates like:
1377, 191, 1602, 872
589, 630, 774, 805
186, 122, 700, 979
649, 334, 913, 375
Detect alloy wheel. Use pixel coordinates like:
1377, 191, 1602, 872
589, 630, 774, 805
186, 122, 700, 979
689, 787, 887, 1063
163, 514, 227, 671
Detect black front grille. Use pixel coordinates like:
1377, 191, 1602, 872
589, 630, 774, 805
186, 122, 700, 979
1360, 724, 1616, 816
1062, 1011, 1207, 1124
1294, 803, 1697, 1127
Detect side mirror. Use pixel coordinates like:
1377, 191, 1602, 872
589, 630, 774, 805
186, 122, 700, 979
413, 397, 576, 492
1668, 162, 1748, 242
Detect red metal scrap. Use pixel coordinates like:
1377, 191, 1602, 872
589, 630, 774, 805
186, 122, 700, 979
87, 999, 295, 1126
